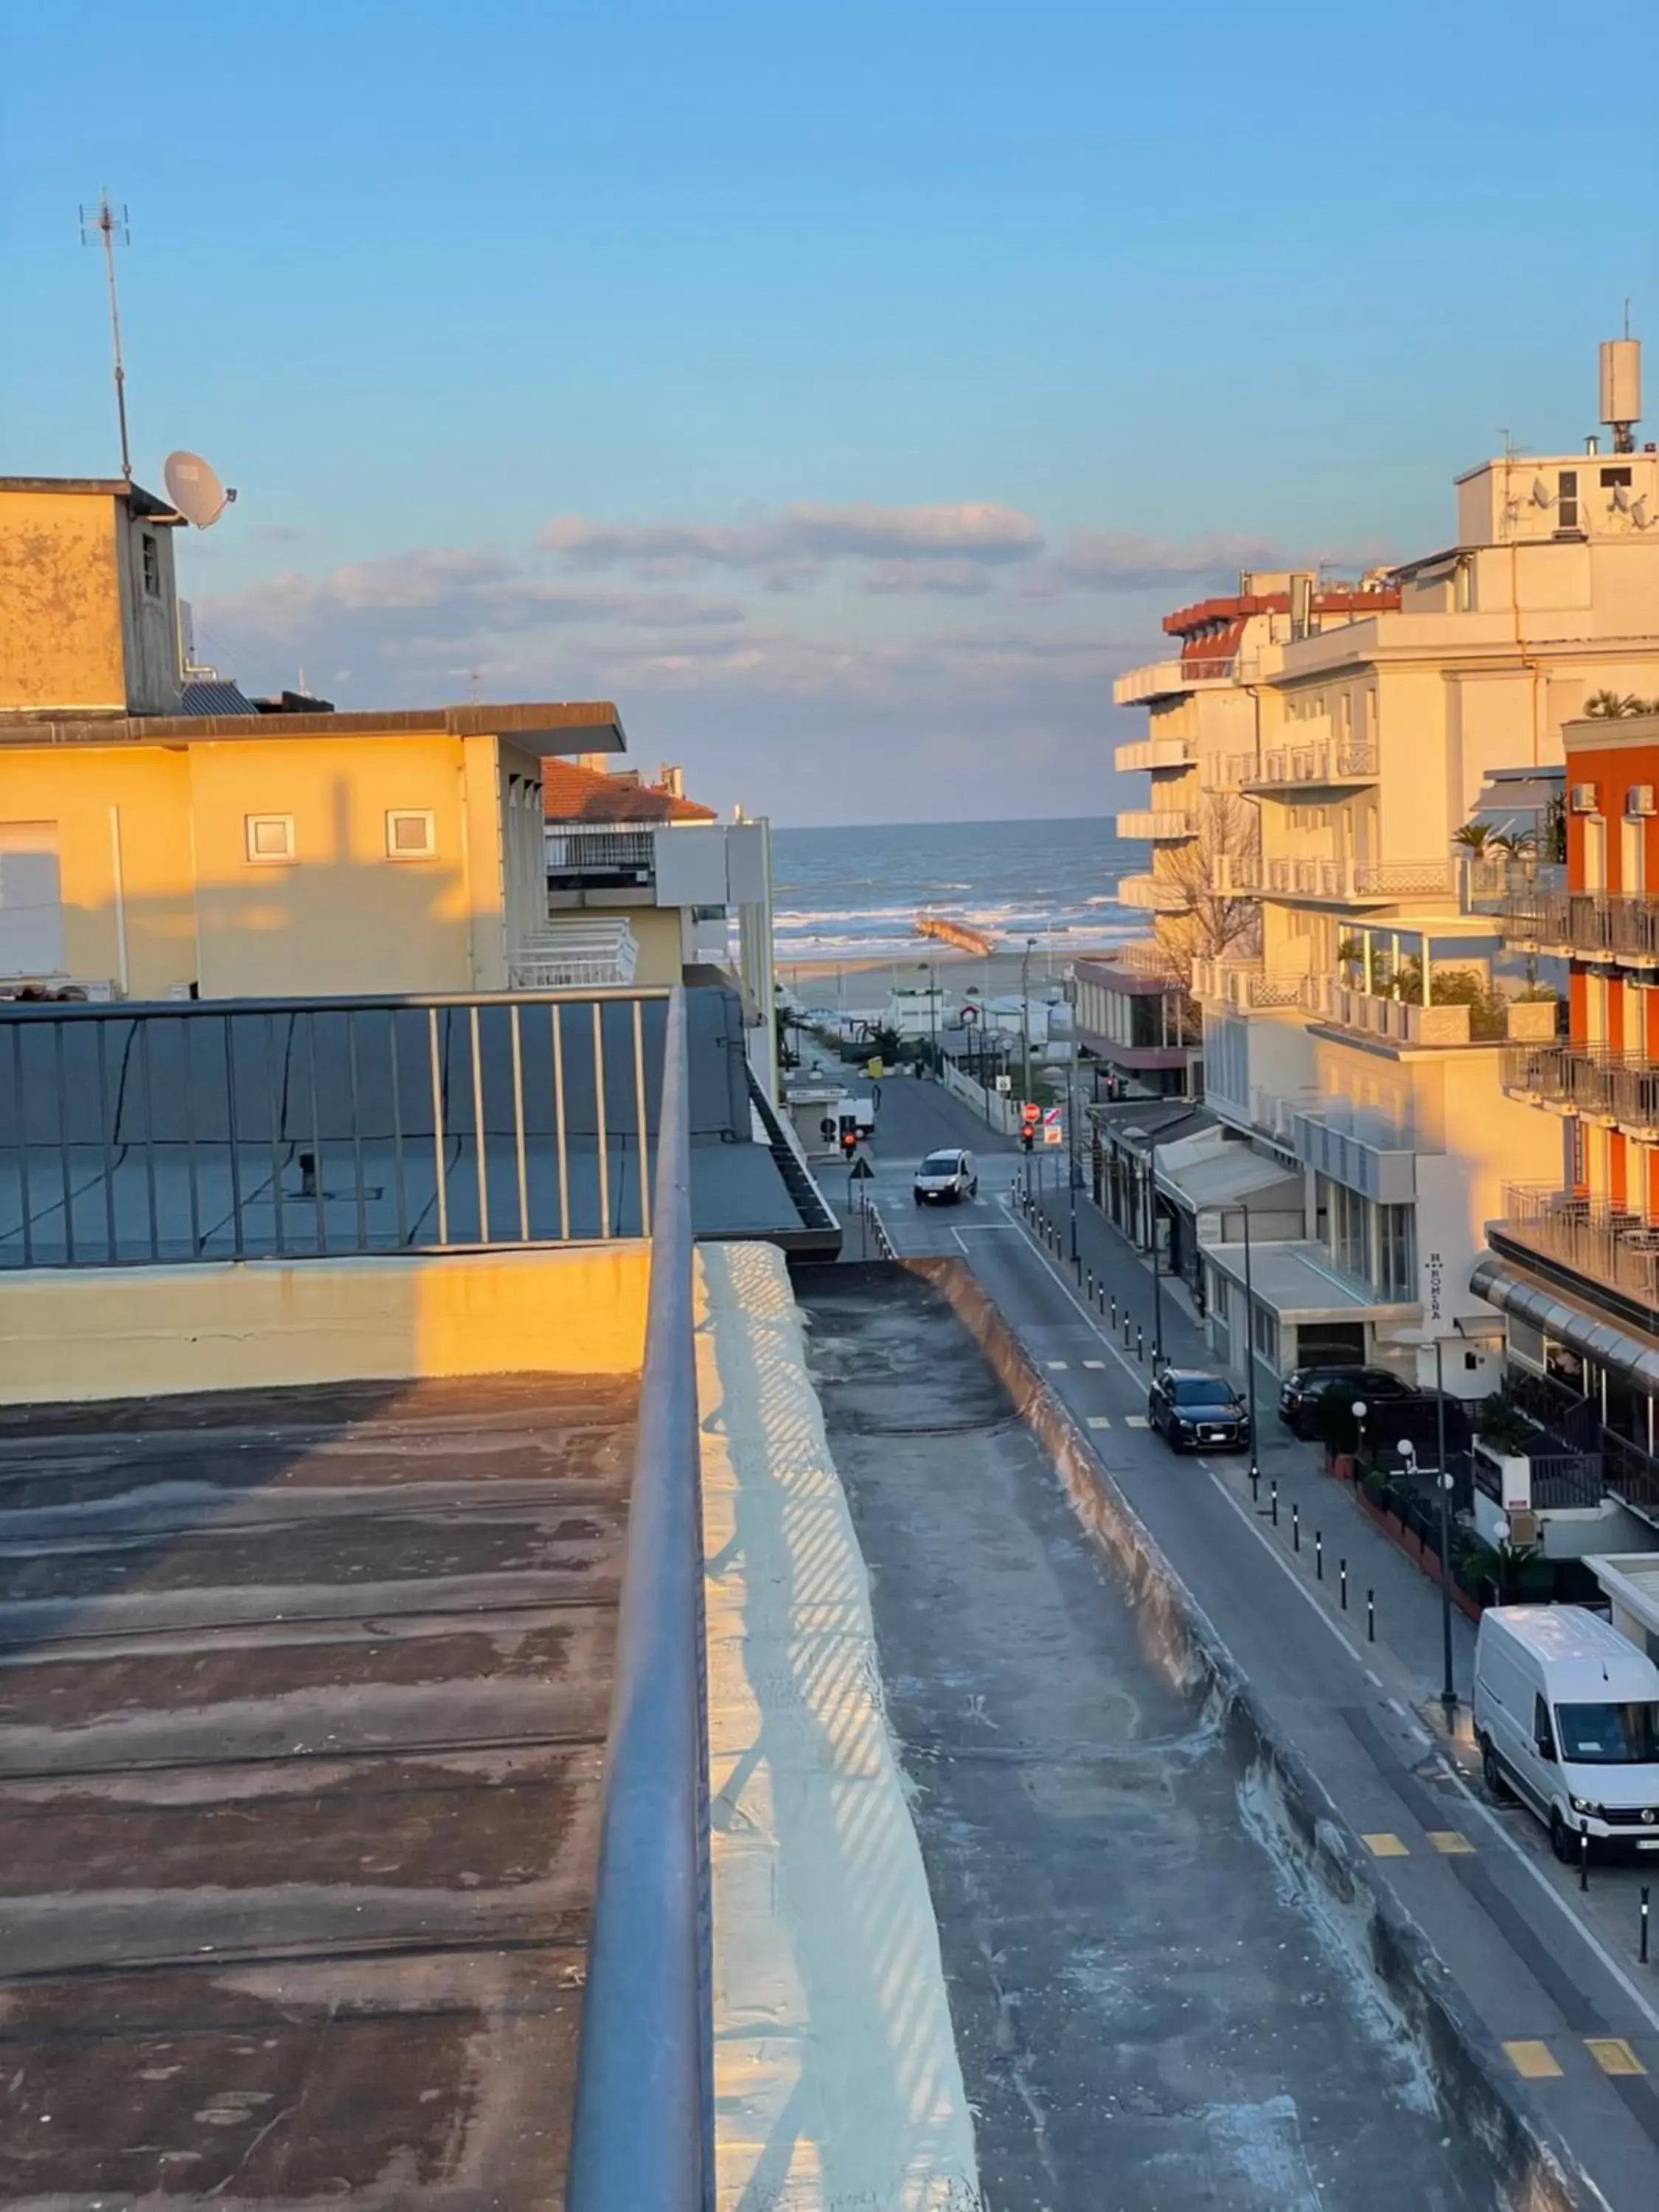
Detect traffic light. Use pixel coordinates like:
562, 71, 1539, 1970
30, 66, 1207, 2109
1020, 1100, 1040, 1153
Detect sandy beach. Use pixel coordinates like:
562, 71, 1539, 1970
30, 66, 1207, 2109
777, 940, 1125, 1017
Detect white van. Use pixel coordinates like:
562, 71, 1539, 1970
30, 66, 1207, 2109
1473, 1605, 1659, 1862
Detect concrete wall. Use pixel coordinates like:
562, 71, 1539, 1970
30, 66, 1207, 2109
114, 502, 184, 714
0, 489, 130, 713
0, 1242, 653, 1402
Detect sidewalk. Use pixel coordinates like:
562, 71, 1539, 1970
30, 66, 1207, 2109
1013, 1166, 1481, 1722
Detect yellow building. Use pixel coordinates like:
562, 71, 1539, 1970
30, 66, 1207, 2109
0, 476, 186, 717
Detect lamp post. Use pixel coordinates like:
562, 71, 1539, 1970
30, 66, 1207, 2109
1241, 1203, 1258, 1485
1435, 1336, 1456, 1725
1149, 1141, 1164, 1368
1067, 983, 1079, 1264
1020, 936, 1036, 1105
925, 959, 939, 1077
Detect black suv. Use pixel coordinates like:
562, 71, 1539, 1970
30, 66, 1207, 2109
1279, 1364, 1414, 1439
1148, 1368, 1251, 1453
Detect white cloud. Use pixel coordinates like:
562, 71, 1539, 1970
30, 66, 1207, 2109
541, 501, 1044, 588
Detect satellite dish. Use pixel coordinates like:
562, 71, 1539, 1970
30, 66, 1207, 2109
1530, 475, 1554, 509
1635, 496, 1651, 529
163, 450, 236, 529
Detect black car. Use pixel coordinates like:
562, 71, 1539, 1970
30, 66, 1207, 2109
1278, 1363, 1415, 1438
1148, 1368, 1251, 1453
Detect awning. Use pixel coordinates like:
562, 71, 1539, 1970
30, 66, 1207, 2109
1206, 1239, 1418, 1325
1164, 1147, 1303, 1212
1470, 1254, 1659, 1393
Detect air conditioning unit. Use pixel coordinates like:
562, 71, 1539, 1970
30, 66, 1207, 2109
1630, 785, 1657, 818
1508, 1510, 1543, 1548
1570, 782, 1601, 814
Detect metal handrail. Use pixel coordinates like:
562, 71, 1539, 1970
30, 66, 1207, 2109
568, 984, 712, 2209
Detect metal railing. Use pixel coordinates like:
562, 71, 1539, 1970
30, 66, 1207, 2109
568, 985, 713, 2209
1500, 1046, 1659, 1136
1191, 957, 1305, 1009
1495, 1180, 1659, 1309
1495, 888, 1659, 965
0, 987, 674, 1267
546, 826, 657, 879
1248, 737, 1377, 787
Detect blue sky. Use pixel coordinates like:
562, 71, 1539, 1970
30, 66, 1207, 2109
4, 1, 1656, 821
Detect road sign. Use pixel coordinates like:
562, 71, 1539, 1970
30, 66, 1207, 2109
1043, 1106, 1063, 1147
995, 1074, 1011, 1094
849, 1155, 874, 1180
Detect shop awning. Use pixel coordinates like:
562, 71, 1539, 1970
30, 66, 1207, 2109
1470, 1255, 1659, 1394
1206, 1239, 1418, 1325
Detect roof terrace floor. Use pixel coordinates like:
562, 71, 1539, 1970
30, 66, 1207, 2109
0, 1369, 633, 2207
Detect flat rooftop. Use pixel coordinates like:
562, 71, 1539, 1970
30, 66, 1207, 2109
0, 1370, 633, 2205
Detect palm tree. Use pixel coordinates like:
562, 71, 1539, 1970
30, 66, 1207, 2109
1452, 821, 1494, 855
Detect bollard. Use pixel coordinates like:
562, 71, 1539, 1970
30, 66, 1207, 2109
1123, 1311, 1131, 1347
1251, 1464, 1259, 1505
1136, 1325, 1144, 1363
1086, 1270, 1094, 1301
1316, 1532, 1324, 1582
1110, 1296, 1118, 1329
1075, 1254, 1082, 1284
1099, 1285, 1107, 1318
1340, 1559, 1349, 1611
1292, 1503, 1300, 1554
1270, 1478, 1279, 1527
1367, 1589, 1375, 1643
1643, 1886, 1651, 1966
1580, 1827, 1590, 1893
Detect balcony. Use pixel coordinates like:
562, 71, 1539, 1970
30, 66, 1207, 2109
1242, 737, 1378, 793
1262, 858, 1457, 904
1113, 734, 1197, 773
1112, 657, 1234, 706
1494, 1183, 1659, 1322
1191, 957, 1307, 1010
1116, 872, 1192, 913
1292, 1110, 1417, 1203
1301, 975, 1482, 1045
1496, 888, 1659, 969
1106, 939, 1183, 978
1116, 809, 1197, 841
546, 824, 657, 890
1501, 1044, 1659, 1138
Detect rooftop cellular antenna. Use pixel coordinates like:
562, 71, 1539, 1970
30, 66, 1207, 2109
79, 189, 132, 480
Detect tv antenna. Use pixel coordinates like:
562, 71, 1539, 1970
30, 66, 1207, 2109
79, 189, 132, 481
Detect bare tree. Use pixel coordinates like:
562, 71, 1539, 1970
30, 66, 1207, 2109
1155, 792, 1262, 1012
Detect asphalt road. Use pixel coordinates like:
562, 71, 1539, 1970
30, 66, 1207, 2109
835, 1068, 1659, 2212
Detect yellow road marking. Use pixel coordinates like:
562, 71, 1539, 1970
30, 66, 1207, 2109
1428, 1830, 1474, 1854
1503, 2041, 1563, 2079
1587, 2038, 1646, 2076
1362, 1833, 1409, 1857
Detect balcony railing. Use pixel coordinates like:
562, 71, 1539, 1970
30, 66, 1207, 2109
1116, 872, 1191, 913
1116, 809, 1197, 841
0, 987, 681, 1267
1496, 889, 1659, 966
1113, 734, 1197, 773
1106, 940, 1183, 978
568, 984, 713, 2207
1501, 1046, 1659, 1137
1245, 737, 1378, 788
1496, 1181, 1659, 1310
1191, 957, 1307, 1009
1301, 975, 1480, 1045
1113, 658, 1235, 706
1292, 1110, 1418, 1203
546, 826, 657, 881
1261, 858, 1456, 902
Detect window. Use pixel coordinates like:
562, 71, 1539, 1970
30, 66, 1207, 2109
1251, 1301, 1280, 1370
1602, 466, 1634, 490
386, 809, 437, 858
1557, 470, 1579, 531
141, 532, 160, 597
1377, 1203, 1416, 1302
245, 814, 295, 863
1534, 1694, 1557, 1759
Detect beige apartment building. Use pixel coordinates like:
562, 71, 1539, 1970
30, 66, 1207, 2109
1108, 344, 1659, 1381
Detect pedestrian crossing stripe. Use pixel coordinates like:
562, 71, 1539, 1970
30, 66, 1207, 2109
1082, 1359, 1105, 1369
1361, 1833, 1409, 1857
1126, 1415, 1150, 1428
1586, 2038, 1645, 2076
1503, 2041, 1562, 2079
1088, 1416, 1111, 1431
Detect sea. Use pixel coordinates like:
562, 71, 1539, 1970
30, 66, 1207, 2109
770, 815, 1143, 969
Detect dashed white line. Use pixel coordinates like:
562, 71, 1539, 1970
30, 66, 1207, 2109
1047, 1360, 1069, 1371
1082, 1359, 1105, 1370
1088, 1416, 1111, 1431
1125, 1415, 1150, 1429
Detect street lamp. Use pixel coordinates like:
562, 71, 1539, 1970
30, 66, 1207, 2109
1241, 1203, 1258, 1486
1020, 936, 1036, 1105
1351, 1398, 1368, 1469
1434, 1337, 1456, 1725
924, 959, 939, 1077
1148, 1141, 1164, 1368
1067, 983, 1079, 1264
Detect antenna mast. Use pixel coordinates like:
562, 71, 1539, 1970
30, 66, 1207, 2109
79, 190, 132, 481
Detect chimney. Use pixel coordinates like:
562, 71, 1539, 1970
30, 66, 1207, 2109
659, 763, 684, 798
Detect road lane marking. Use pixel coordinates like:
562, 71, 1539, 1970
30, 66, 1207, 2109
1586, 2038, 1645, 2076
1504, 2041, 1563, 2080
1126, 1415, 1150, 1428
1363, 1833, 1409, 1857
1428, 1830, 1474, 1854
1001, 1188, 1659, 2051
1082, 1359, 1105, 1370
1087, 1416, 1111, 1431
1047, 1360, 1069, 1371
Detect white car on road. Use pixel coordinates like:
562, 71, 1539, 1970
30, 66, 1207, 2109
914, 1148, 978, 1205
